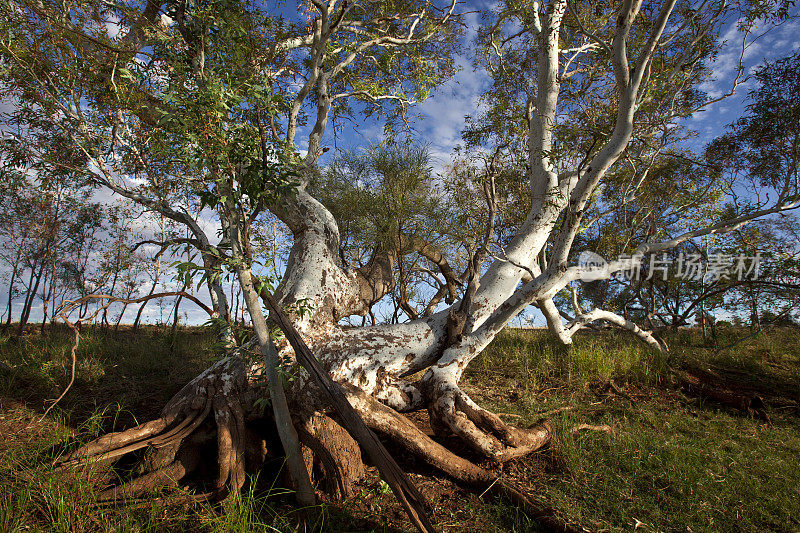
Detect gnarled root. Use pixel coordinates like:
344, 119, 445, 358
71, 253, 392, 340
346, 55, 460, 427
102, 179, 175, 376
297, 413, 364, 500
57, 356, 261, 501
345, 386, 582, 533
422, 370, 552, 462
54, 351, 555, 525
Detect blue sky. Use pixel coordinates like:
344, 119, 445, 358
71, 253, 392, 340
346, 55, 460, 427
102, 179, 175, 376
3, 2, 799, 327
686, 16, 800, 146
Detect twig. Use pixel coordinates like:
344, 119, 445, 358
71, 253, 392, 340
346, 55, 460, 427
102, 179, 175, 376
534, 405, 576, 417
38, 291, 215, 421
608, 379, 635, 402
478, 476, 500, 498
40, 323, 79, 421
570, 424, 613, 435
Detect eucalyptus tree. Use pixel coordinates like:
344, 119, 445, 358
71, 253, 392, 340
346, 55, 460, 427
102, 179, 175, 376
0, 163, 103, 333
96, 203, 140, 327
704, 50, 800, 324
570, 50, 800, 335
1, 0, 798, 524
311, 144, 468, 322
130, 213, 173, 331
7, 178, 64, 334
721, 217, 800, 327
0, 169, 31, 330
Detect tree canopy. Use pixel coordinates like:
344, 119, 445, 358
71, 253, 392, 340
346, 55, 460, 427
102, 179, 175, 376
1, 0, 799, 530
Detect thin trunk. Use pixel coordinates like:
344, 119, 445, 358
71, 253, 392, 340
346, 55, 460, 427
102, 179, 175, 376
115, 302, 129, 331
172, 294, 183, 330
133, 277, 158, 332
700, 298, 707, 340
749, 285, 760, 331
40, 264, 53, 334
19, 261, 45, 335
222, 168, 315, 505
50, 280, 59, 328
102, 267, 121, 328
237, 266, 315, 506
170, 290, 185, 343
2, 247, 22, 333
77, 300, 85, 333
116, 280, 136, 331
233, 284, 240, 326
19, 267, 37, 329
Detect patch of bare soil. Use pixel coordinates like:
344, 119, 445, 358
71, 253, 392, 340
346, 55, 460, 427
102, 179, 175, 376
0, 397, 63, 450
336, 467, 496, 533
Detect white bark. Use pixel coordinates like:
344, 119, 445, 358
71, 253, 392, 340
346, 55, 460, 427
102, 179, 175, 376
565, 309, 666, 354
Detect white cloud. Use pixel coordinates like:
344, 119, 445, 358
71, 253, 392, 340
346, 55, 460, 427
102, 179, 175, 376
415, 21, 490, 172
105, 12, 122, 39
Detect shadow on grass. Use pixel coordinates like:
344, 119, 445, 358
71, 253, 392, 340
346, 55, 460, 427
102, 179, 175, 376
667, 327, 800, 411
2, 325, 800, 532
0, 327, 433, 532
0, 325, 217, 429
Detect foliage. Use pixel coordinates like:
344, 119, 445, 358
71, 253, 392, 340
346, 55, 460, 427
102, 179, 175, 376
562, 47, 800, 330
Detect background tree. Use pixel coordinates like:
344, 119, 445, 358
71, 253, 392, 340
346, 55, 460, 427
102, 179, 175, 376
568, 50, 800, 338
312, 143, 469, 322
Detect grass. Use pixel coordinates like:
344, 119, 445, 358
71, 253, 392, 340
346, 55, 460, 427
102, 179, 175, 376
1, 325, 799, 532
0, 325, 216, 425
0, 326, 388, 533
464, 327, 800, 532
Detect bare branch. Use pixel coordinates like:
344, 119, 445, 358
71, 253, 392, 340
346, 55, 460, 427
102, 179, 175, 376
565, 308, 666, 353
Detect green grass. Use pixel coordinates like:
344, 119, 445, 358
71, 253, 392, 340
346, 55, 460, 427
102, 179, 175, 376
472, 328, 668, 390
0, 326, 308, 532
0, 325, 216, 424
1, 325, 799, 532
542, 406, 800, 531
464, 328, 800, 532
0, 327, 388, 532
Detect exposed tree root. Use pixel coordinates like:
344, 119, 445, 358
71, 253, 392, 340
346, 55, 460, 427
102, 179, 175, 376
673, 366, 770, 423
297, 413, 364, 499
57, 356, 257, 500
343, 387, 582, 532
569, 424, 613, 436
98, 461, 186, 501
423, 375, 552, 462
54, 351, 576, 530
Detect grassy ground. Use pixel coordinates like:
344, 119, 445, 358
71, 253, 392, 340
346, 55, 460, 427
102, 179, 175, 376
466, 327, 800, 532
1, 325, 798, 532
